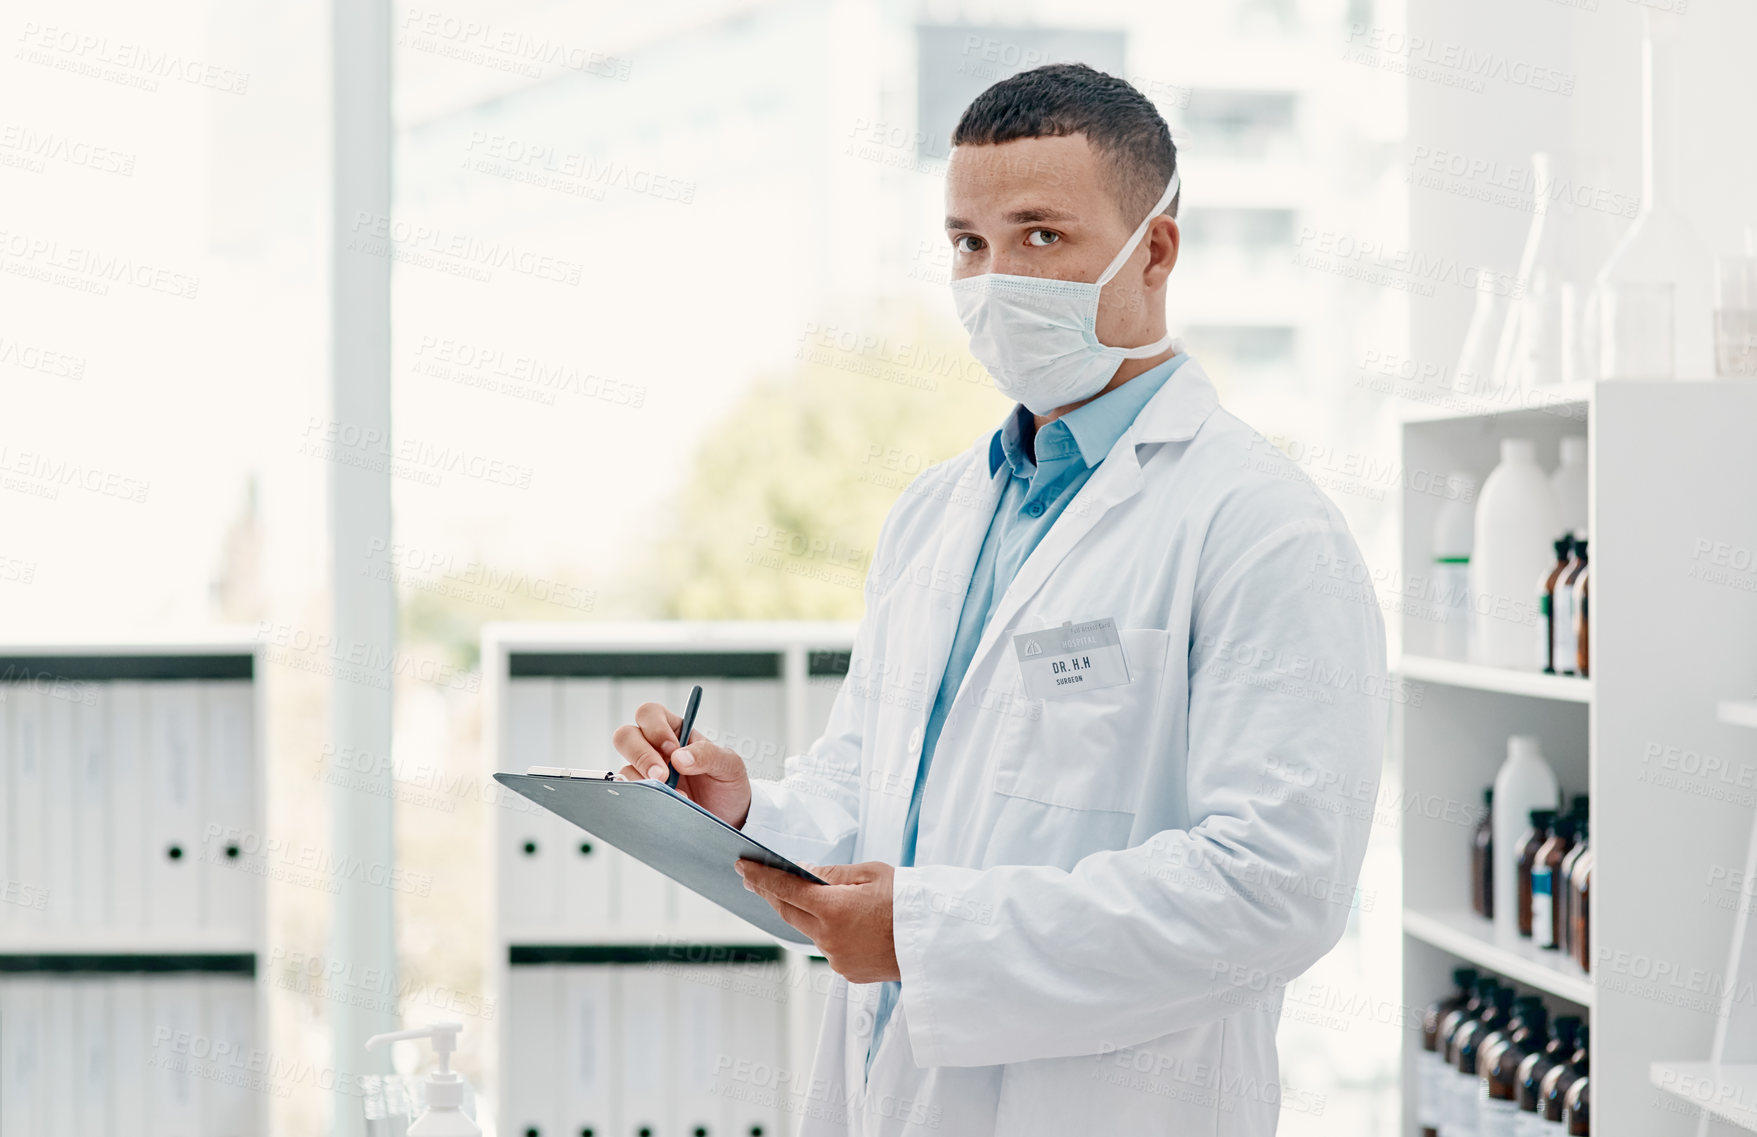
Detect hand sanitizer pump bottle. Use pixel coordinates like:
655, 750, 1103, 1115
366, 1022, 482, 1137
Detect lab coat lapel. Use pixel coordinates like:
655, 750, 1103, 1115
947, 358, 1220, 730
954, 440, 1144, 711
867, 445, 1006, 858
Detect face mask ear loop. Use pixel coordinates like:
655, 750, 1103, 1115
1095, 170, 1181, 288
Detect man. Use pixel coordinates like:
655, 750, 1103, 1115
615, 63, 1385, 1135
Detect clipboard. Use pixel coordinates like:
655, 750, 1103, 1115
493, 771, 827, 947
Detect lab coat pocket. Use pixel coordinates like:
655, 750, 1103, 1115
993, 627, 1172, 816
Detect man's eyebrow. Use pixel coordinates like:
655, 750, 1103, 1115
945, 207, 1079, 231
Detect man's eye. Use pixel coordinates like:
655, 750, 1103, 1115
953, 235, 984, 254
1026, 229, 1060, 247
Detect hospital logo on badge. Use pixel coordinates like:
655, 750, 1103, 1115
1012, 617, 1132, 700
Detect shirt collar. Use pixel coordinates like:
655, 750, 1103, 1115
987, 353, 1190, 477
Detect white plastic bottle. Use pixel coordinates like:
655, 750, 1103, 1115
1550, 436, 1588, 539
1492, 736, 1558, 942
1471, 439, 1560, 669
366, 1022, 481, 1137
1432, 472, 1477, 660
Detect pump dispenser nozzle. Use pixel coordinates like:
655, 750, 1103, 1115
366, 1022, 479, 1135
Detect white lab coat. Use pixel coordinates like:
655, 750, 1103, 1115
741, 354, 1387, 1136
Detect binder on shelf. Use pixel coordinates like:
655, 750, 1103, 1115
503, 679, 564, 932
109, 683, 150, 932
556, 678, 616, 933
149, 976, 206, 1137
206, 976, 257, 1137
677, 965, 731, 1137
11, 685, 47, 933
0, 685, 11, 934
726, 676, 787, 783
146, 684, 204, 931
1, 977, 47, 1135
506, 965, 564, 1137
612, 680, 681, 932
202, 681, 257, 940
43, 977, 78, 1135
74, 689, 112, 930
619, 966, 675, 1137
75, 979, 113, 1136
728, 966, 787, 1136
559, 965, 615, 1137
111, 977, 149, 1127
43, 693, 76, 929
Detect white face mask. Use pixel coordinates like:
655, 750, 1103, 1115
952, 171, 1181, 415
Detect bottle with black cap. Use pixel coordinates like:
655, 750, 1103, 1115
1454, 983, 1514, 1135
1422, 968, 1480, 1137
1539, 1022, 1589, 1127
1479, 996, 1546, 1136
1515, 1014, 1580, 1134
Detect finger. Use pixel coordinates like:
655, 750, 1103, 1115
811, 862, 877, 886
615, 763, 644, 782
669, 736, 746, 783
634, 701, 683, 751
611, 723, 671, 782
738, 861, 822, 911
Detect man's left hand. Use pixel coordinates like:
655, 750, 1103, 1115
737, 859, 899, 983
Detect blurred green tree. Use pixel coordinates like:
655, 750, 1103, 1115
641, 304, 1007, 619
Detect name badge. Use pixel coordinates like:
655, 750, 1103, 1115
1013, 618, 1131, 700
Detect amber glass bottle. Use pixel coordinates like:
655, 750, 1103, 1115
1540, 1023, 1588, 1124
1480, 996, 1547, 1134
1572, 848, 1594, 971
1518, 1014, 1581, 1128
1420, 967, 1478, 1137
1563, 1075, 1590, 1135
1557, 798, 1589, 958
1456, 985, 1515, 1129
1517, 810, 1557, 937
1473, 787, 1495, 918
1532, 815, 1577, 950
1574, 554, 1591, 677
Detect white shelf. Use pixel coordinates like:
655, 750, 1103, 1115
1396, 380, 1594, 424
1404, 907, 1594, 1007
1650, 1061, 1757, 1131
0, 934, 261, 956
1720, 701, 1757, 731
1396, 654, 1593, 703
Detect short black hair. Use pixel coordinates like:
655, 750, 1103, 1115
951, 62, 1178, 222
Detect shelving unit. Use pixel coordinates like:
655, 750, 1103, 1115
483, 621, 856, 1137
1719, 702, 1757, 732
1650, 1062, 1757, 1132
1395, 381, 1757, 1136
1397, 653, 1593, 703
0, 639, 267, 1136
1403, 907, 1593, 1007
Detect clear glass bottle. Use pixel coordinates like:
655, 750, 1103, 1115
1499, 153, 1578, 390
1586, 11, 1714, 381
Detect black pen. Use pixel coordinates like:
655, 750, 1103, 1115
668, 684, 703, 789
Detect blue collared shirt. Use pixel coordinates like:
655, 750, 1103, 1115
865, 353, 1188, 1074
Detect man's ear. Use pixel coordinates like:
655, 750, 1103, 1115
1144, 216, 1179, 289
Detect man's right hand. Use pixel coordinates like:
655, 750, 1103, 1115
611, 701, 753, 828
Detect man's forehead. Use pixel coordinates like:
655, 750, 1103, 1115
947, 135, 1099, 189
